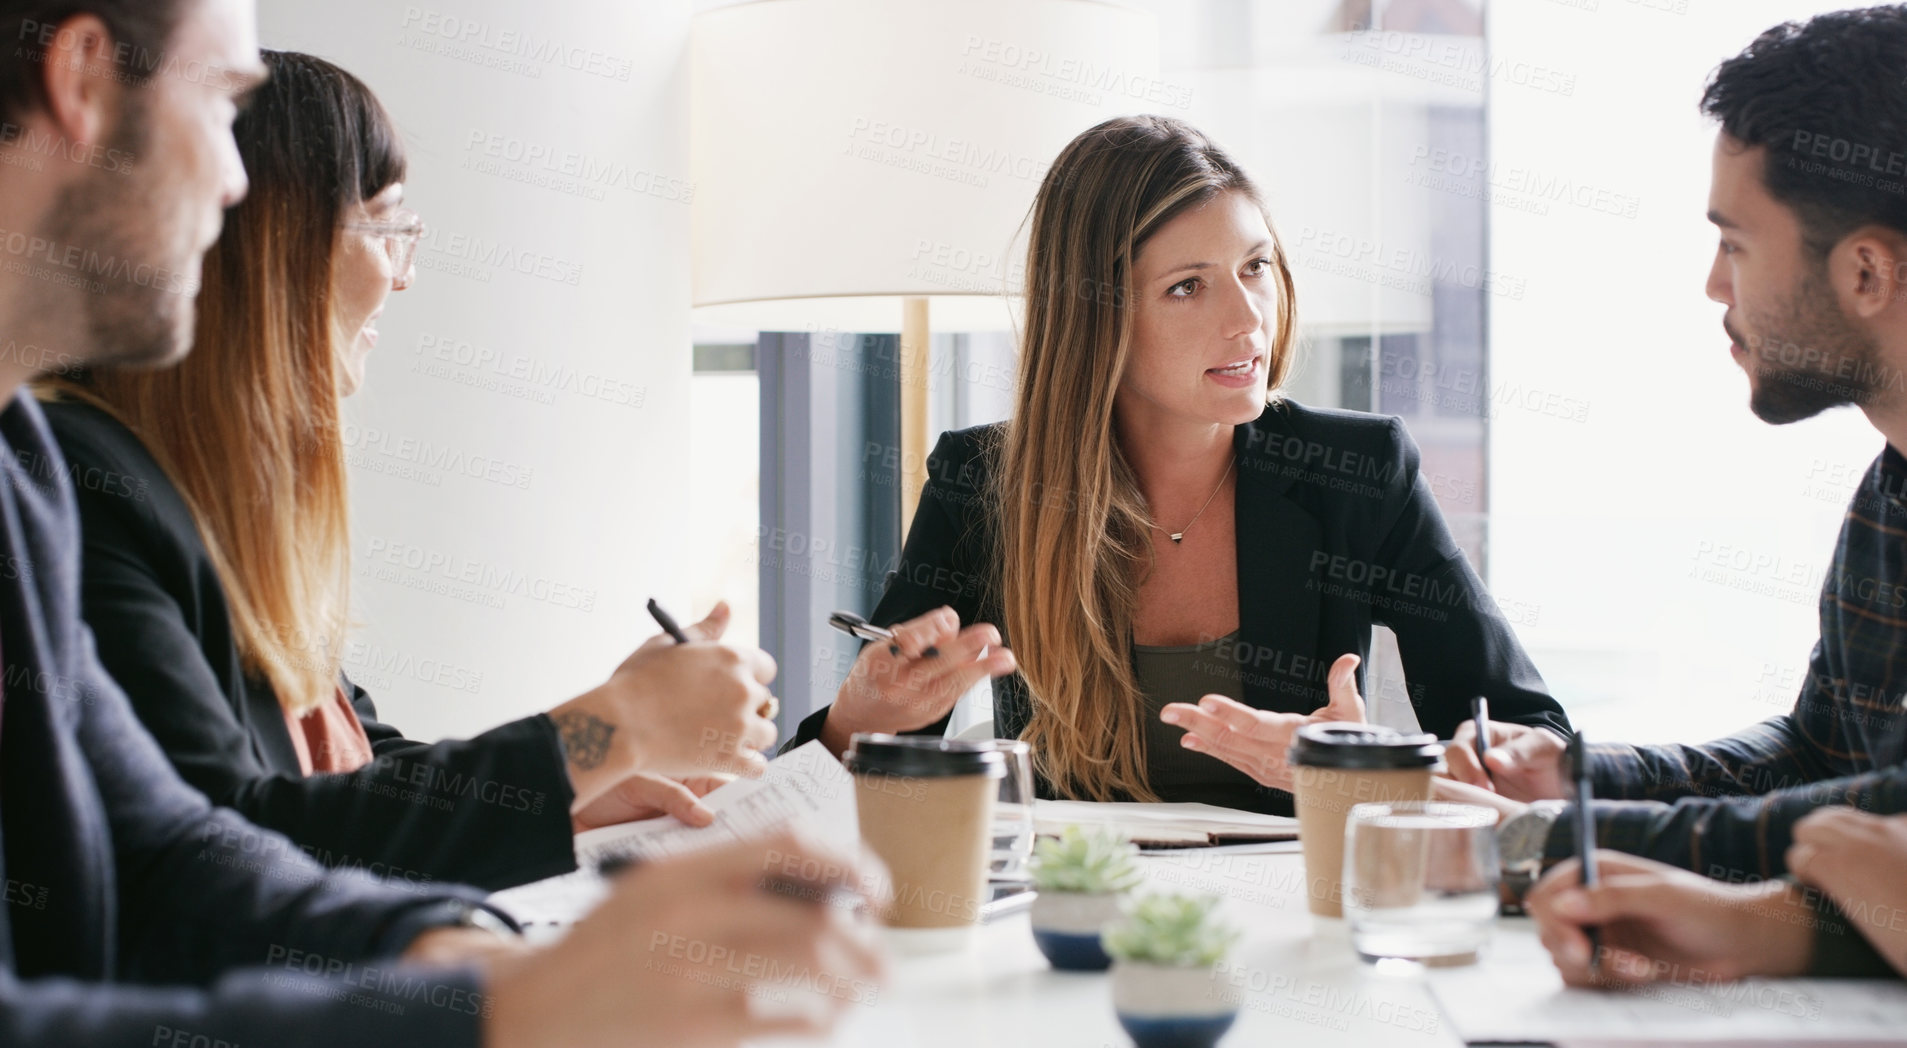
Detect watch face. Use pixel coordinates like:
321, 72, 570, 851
1498, 812, 1549, 870
457, 904, 518, 938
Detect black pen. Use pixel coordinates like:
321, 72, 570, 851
1569, 731, 1602, 977
760, 873, 873, 915
828, 609, 936, 658
647, 598, 691, 644
597, 852, 642, 878
1470, 696, 1492, 780
600, 852, 868, 914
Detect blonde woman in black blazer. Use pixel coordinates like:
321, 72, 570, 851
793, 116, 1569, 813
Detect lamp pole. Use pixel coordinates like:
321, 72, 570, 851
900, 296, 930, 533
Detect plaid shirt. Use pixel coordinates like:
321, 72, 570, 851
1546, 443, 1907, 883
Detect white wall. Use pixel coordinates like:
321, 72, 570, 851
1489, 1, 1879, 743
257, 1, 695, 740
252, 0, 1887, 749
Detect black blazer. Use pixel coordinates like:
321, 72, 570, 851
0, 396, 488, 1045
791, 400, 1571, 805
43, 400, 577, 892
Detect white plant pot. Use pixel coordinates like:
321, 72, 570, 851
1028, 891, 1123, 970
1110, 961, 1239, 1048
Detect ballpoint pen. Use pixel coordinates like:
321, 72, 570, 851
828, 608, 936, 657
599, 852, 869, 915
1470, 696, 1492, 781
1569, 731, 1602, 977
647, 598, 691, 644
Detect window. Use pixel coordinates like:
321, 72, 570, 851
1134, 0, 1493, 729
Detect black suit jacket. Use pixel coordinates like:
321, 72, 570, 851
0, 395, 487, 1046
792, 400, 1570, 806
43, 400, 577, 892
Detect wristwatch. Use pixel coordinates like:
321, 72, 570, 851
1497, 799, 1568, 912
374, 899, 521, 956
451, 900, 520, 939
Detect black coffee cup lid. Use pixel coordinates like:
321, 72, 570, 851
844, 733, 1007, 779
1287, 723, 1444, 770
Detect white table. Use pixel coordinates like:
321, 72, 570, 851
759, 846, 1467, 1048
754, 844, 1907, 1048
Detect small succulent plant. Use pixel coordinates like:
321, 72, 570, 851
1029, 826, 1145, 895
1101, 893, 1240, 968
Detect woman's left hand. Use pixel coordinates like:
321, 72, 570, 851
1159, 653, 1365, 792
571, 772, 730, 832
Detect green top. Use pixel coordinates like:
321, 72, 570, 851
1132, 630, 1275, 813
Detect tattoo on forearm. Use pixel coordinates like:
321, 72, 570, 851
553, 710, 616, 771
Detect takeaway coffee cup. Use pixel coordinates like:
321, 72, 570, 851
1288, 723, 1444, 918
844, 734, 1005, 933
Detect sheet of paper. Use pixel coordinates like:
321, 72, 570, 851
1033, 799, 1299, 847
1426, 923, 1907, 1046
490, 741, 858, 927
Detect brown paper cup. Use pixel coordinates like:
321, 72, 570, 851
854, 771, 998, 928
1288, 723, 1444, 918
846, 735, 1004, 931
1292, 765, 1433, 917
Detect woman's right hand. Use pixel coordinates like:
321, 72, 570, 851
819, 607, 1017, 756
551, 601, 781, 807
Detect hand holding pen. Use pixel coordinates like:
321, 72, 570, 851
1568, 731, 1602, 977
816, 606, 1018, 756
648, 599, 778, 720
1524, 847, 1819, 989
498, 832, 886, 1047
1446, 716, 1571, 801
598, 840, 876, 919
646, 598, 692, 644
547, 599, 781, 807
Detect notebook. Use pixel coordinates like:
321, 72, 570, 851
1032, 799, 1299, 848
489, 740, 856, 928
1427, 922, 1907, 1046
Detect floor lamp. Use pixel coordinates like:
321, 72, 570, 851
689, 0, 1159, 530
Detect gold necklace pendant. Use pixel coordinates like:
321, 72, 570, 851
1154, 459, 1233, 547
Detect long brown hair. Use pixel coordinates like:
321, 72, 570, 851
43, 51, 406, 715
1001, 115, 1299, 801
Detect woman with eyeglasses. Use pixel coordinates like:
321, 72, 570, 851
33, 50, 783, 891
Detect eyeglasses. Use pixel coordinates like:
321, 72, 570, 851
343, 208, 426, 289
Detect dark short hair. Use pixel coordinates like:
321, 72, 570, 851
1701, 6, 1907, 257
0, 1, 191, 123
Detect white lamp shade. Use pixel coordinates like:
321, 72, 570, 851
691, 0, 1165, 331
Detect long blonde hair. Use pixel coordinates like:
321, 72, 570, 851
1001, 116, 1299, 801
42, 52, 405, 715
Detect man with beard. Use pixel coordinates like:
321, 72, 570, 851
0, 1, 883, 1045
1437, 5, 1907, 980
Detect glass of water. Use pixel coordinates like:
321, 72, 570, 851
1343, 801, 1498, 966
972, 739, 1035, 881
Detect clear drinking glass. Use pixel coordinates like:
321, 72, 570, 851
1343, 801, 1498, 966
973, 739, 1035, 881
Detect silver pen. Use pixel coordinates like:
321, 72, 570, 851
828, 609, 901, 655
